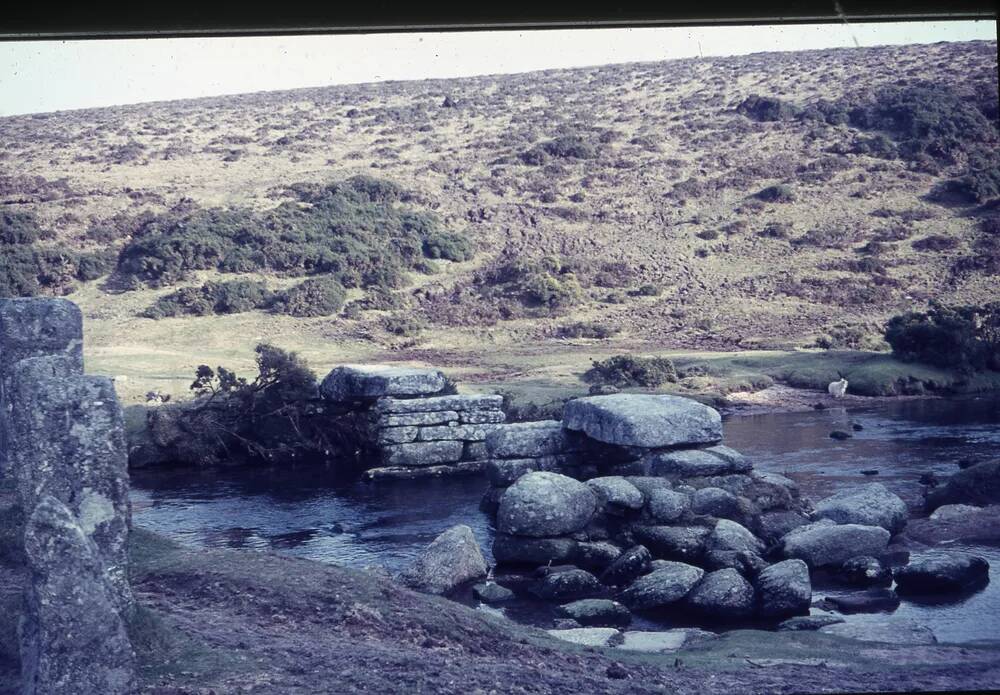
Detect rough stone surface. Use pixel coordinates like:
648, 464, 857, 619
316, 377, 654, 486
378, 411, 461, 428
588, 476, 644, 510
820, 620, 937, 645
617, 562, 704, 610
363, 461, 484, 481
472, 582, 515, 603
562, 394, 723, 448
755, 559, 812, 618
633, 525, 710, 562
836, 556, 893, 587
600, 545, 652, 586
375, 394, 503, 414
532, 568, 603, 601
573, 541, 623, 571
812, 483, 908, 534
376, 426, 419, 445
758, 510, 811, 545
398, 525, 487, 595
7, 355, 133, 613
625, 477, 674, 499
778, 615, 845, 631
556, 599, 632, 627
706, 519, 765, 555
493, 534, 578, 565
646, 489, 690, 523
460, 410, 506, 425
781, 520, 891, 568
485, 455, 581, 487
643, 447, 752, 478
685, 568, 756, 616
894, 552, 990, 594
616, 629, 717, 653
20, 495, 135, 695
485, 421, 576, 459
546, 627, 620, 647
820, 588, 900, 614
929, 504, 984, 521
320, 364, 446, 402
381, 440, 464, 467
926, 459, 1000, 510
691, 487, 750, 522
496, 472, 597, 537
417, 423, 501, 442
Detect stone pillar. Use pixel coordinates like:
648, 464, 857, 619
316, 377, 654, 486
0, 298, 84, 478
6, 355, 134, 615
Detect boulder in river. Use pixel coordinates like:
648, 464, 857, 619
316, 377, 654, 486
925, 459, 1000, 510
835, 555, 892, 587
811, 483, 908, 534
685, 568, 756, 616
492, 534, 578, 565
562, 394, 723, 448
617, 561, 704, 610
819, 588, 900, 614
398, 524, 487, 595
532, 568, 603, 601
754, 559, 811, 618
472, 581, 515, 604
496, 471, 597, 537
556, 599, 632, 627
320, 364, 446, 402
599, 545, 652, 586
781, 520, 890, 568
893, 552, 990, 595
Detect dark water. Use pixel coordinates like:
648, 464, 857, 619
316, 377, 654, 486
131, 395, 1000, 644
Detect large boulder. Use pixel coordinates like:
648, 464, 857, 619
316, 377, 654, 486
485, 421, 576, 459
646, 488, 690, 523
532, 568, 603, 601
754, 559, 811, 618
781, 520, 890, 568
599, 545, 652, 586
7, 356, 133, 614
496, 472, 597, 537
556, 599, 631, 627
20, 495, 135, 695
894, 552, 990, 594
320, 364, 446, 402
562, 394, 723, 448
705, 519, 765, 555
633, 525, 710, 562
485, 455, 580, 487
617, 562, 704, 610
691, 487, 755, 525
643, 447, 752, 478
382, 440, 464, 467
811, 483, 908, 534
835, 556, 893, 587
685, 568, 755, 616
398, 525, 487, 595
492, 534, 578, 565
925, 460, 1000, 510
588, 476, 644, 511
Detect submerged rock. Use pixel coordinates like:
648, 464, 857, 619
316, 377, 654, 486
617, 562, 704, 610
497, 472, 597, 537
819, 588, 900, 614
616, 628, 717, 653
755, 559, 811, 618
781, 520, 890, 568
811, 483, 908, 534
835, 556, 892, 587
398, 525, 487, 595
926, 460, 1000, 510
556, 599, 631, 627
562, 394, 723, 448
894, 552, 990, 594
820, 620, 937, 645
928, 504, 984, 521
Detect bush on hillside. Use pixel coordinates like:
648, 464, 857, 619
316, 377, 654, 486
884, 302, 1000, 373
142, 279, 274, 318
556, 322, 619, 339
583, 355, 678, 388
737, 95, 799, 122
270, 277, 347, 317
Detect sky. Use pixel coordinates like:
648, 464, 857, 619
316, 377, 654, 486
0, 20, 995, 117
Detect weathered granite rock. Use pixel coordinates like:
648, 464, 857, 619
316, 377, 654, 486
493, 534, 578, 565
588, 476, 644, 510
375, 394, 503, 413
320, 364, 446, 401
646, 488, 690, 523
398, 525, 487, 595
496, 472, 597, 537
626, 476, 674, 499
557, 599, 632, 627
546, 627, 621, 647
20, 495, 135, 695
691, 487, 752, 522
574, 541, 623, 571
781, 520, 890, 568
600, 545, 652, 586
820, 620, 937, 645
929, 504, 985, 521
461, 410, 506, 424
381, 440, 464, 467
819, 588, 900, 614
616, 629, 717, 652
485, 421, 577, 459
643, 447, 752, 478
758, 510, 810, 545
0, 298, 84, 474
926, 459, 1000, 510
378, 411, 461, 428
417, 423, 502, 441
685, 568, 756, 616
533, 568, 603, 601
755, 559, 812, 618
706, 519, 765, 555
633, 525, 710, 562
894, 552, 990, 594
7, 355, 133, 614
617, 562, 704, 610
464, 441, 488, 460
562, 394, 723, 448
485, 454, 581, 487
473, 581, 515, 603
704, 549, 767, 577
812, 483, 908, 534
835, 556, 893, 587
376, 426, 419, 445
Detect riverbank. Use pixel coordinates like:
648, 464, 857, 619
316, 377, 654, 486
120, 528, 1000, 695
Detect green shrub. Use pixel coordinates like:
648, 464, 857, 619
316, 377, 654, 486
383, 313, 425, 336
557, 322, 619, 339
884, 302, 1000, 372
930, 164, 1000, 205
583, 355, 678, 388
737, 95, 799, 121
422, 230, 474, 261
635, 284, 661, 297
0, 211, 43, 245
271, 277, 346, 317
755, 184, 795, 203
912, 234, 959, 252
815, 323, 887, 351
143, 279, 273, 318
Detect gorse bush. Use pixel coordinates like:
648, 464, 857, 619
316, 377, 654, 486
270, 276, 347, 318
143, 276, 348, 319
884, 302, 1000, 373
556, 322, 620, 339
114, 176, 471, 289
583, 355, 678, 388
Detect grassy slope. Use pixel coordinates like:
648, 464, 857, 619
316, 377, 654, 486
0, 40, 997, 405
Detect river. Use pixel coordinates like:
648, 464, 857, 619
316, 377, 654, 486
130, 395, 1000, 644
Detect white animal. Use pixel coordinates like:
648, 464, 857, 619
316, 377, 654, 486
828, 377, 848, 398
